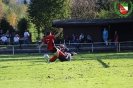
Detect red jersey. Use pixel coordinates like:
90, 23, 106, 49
115, 36, 118, 42
43, 34, 55, 50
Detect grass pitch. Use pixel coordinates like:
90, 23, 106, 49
0, 52, 133, 88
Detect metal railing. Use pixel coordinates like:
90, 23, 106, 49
0, 41, 133, 55
64, 40, 133, 53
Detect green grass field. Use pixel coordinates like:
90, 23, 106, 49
0, 52, 133, 88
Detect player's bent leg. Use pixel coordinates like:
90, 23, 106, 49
58, 51, 68, 62
58, 55, 68, 62
59, 50, 67, 57
53, 48, 60, 57
58, 51, 72, 61
51, 47, 70, 62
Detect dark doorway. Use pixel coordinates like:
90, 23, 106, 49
110, 23, 133, 42
63, 25, 102, 42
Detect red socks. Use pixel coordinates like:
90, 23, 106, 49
59, 51, 67, 57
58, 51, 68, 62
50, 51, 67, 62
50, 55, 57, 62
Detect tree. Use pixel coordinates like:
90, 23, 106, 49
7, 12, 18, 27
17, 18, 28, 36
97, 0, 120, 19
71, 0, 128, 19
96, 0, 133, 18
28, 0, 71, 34
0, 18, 14, 32
24, 0, 27, 5
1, 0, 28, 29
96, 0, 110, 11
71, 0, 98, 19
0, 0, 3, 20
17, 17, 38, 42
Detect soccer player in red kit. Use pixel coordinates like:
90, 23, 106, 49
37, 28, 70, 62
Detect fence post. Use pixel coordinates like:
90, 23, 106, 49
119, 43, 120, 52
39, 47, 41, 53
12, 45, 14, 55
64, 40, 66, 46
69, 40, 70, 46
116, 42, 118, 52
92, 43, 93, 53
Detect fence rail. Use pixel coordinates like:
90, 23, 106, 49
0, 41, 133, 55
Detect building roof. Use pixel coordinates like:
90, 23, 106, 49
52, 18, 133, 27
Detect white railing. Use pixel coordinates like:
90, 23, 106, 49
0, 41, 133, 55
64, 40, 133, 53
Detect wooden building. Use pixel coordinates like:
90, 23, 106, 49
52, 18, 133, 42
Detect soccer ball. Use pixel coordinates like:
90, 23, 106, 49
44, 54, 49, 58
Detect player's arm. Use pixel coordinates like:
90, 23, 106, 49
55, 28, 63, 38
37, 42, 44, 48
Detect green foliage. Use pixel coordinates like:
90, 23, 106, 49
0, 0, 3, 19
82, 11, 98, 19
2, 0, 28, 19
71, 0, 131, 19
97, 10, 111, 19
28, 25, 38, 42
96, 0, 132, 19
17, 18, 39, 42
28, 0, 71, 33
0, 0, 30, 41
97, 9, 120, 19
0, 0, 29, 34
17, 18, 28, 37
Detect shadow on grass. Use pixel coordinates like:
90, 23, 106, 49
0, 58, 43, 62
0, 55, 42, 58
0, 66, 11, 68
73, 53, 133, 60
97, 59, 109, 68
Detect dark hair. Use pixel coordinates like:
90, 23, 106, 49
46, 32, 50, 36
57, 46, 61, 50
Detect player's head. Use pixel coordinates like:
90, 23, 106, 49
60, 44, 64, 47
115, 31, 117, 34
57, 46, 61, 50
46, 31, 51, 36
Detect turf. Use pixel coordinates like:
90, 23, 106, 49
0, 52, 133, 88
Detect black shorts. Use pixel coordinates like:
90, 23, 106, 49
50, 46, 57, 53
58, 55, 68, 61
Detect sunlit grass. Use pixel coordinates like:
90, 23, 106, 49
0, 52, 133, 88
